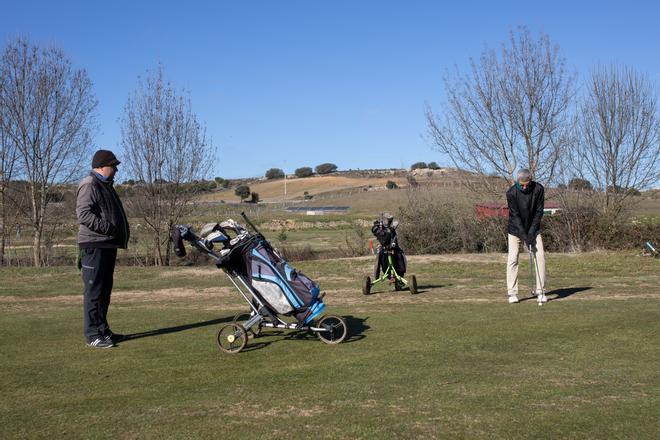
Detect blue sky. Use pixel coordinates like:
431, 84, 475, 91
2, 0, 659, 179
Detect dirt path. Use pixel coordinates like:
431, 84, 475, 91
2, 284, 658, 312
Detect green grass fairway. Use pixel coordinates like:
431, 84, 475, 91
1, 252, 658, 439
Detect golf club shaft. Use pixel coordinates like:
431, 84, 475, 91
529, 244, 535, 295
532, 245, 543, 295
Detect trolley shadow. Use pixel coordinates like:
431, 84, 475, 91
415, 283, 449, 294
235, 315, 370, 353
365, 283, 446, 296
263, 315, 369, 345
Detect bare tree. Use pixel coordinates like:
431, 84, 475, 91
427, 27, 575, 193
121, 67, 214, 266
0, 37, 96, 266
0, 84, 20, 265
573, 64, 660, 217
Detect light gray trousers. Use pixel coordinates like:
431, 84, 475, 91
507, 234, 545, 297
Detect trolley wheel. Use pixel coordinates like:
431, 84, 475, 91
232, 312, 262, 337
362, 276, 371, 295
216, 323, 248, 354
394, 280, 403, 291
316, 315, 348, 345
409, 275, 418, 295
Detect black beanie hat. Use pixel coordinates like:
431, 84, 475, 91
92, 150, 121, 168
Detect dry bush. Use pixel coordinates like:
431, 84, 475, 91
542, 208, 599, 252
396, 189, 477, 254
588, 217, 660, 251
277, 245, 317, 262
396, 187, 659, 254
335, 224, 370, 258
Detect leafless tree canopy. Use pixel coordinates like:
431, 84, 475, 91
427, 27, 575, 192
121, 67, 214, 266
0, 79, 21, 265
573, 65, 660, 216
0, 37, 97, 266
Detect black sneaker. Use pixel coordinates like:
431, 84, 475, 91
87, 337, 114, 349
106, 330, 125, 342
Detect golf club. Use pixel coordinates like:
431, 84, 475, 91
529, 243, 545, 306
528, 244, 535, 294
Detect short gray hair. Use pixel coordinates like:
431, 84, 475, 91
516, 168, 532, 182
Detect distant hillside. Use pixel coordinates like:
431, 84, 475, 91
199, 167, 475, 203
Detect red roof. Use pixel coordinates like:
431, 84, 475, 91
474, 203, 561, 219
475, 203, 560, 209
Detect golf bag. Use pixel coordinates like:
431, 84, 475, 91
173, 219, 324, 325
245, 237, 324, 324
372, 216, 407, 278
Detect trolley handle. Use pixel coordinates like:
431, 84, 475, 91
240, 212, 262, 235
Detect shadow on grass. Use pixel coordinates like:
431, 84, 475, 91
367, 283, 447, 296
241, 315, 370, 352
547, 287, 592, 301
121, 316, 234, 342
519, 286, 592, 303
241, 341, 272, 352
416, 283, 448, 294
121, 314, 369, 352
342, 315, 369, 343
280, 315, 369, 344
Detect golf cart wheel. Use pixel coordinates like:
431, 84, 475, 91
216, 323, 248, 354
409, 275, 418, 295
316, 315, 348, 345
232, 312, 262, 337
362, 276, 371, 295
394, 280, 403, 291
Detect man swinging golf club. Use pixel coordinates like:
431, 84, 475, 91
506, 168, 547, 304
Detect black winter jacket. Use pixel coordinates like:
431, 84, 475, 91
506, 181, 544, 241
76, 172, 130, 249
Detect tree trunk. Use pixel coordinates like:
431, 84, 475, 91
33, 192, 47, 267
164, 220, 173, 266
32, 228, 42, 267
153, 233, 163, 266
164, 240, 171, 267
0, 193, 5, 266
0, 230, 5, 267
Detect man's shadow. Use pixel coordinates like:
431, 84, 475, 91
547, 287, 592, 301
120, 316, 235, 342
520, 287, 592, 302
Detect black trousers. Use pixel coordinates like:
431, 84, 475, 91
81, 247, 117, 342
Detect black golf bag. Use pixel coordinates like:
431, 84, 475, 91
372, 218, 407, 278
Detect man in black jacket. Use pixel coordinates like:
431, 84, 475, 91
76, 150, 130, 348
506, 169, 546, 304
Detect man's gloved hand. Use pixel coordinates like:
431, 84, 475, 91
520, 233, 529, 246
525, 234, 537, 251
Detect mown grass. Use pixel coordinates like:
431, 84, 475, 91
1, 252, 659, 439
